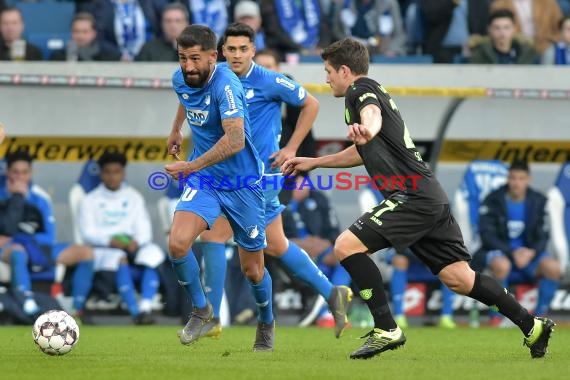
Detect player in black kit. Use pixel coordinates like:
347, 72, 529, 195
281, 37, 555, 360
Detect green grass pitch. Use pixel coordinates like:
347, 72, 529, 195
1, 325, 567, 380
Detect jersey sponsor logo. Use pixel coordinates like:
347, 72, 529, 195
359, 288, 373, 300
358, 92, 377, 102
298, 87, 306, 100
223, 85, 238, 115
186, 109, 209, 126
245, 88, 255, 99
275, 76, 295, 91
246, 225, 260, 239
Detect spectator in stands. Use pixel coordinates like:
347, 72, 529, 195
491, 0, 562, 54
254, 49, 317, 162
281, 174, 351, 328
330, 0, 406, 57
417, 0, 491, 63
77, 152, 165, 324
478, 160, 561, 325
93, 0, 167, 61
260, 0, 332, 60
0, 150, 91, 318
233, 0, 266, 51
136, 3, 188, 61
541, 15, 570, 65
469, 9, 538, 64
0, 7, 42, 61
179, 0, 228, 39
50, 12, 120, 62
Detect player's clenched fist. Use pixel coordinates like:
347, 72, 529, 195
347, 123, 373, 145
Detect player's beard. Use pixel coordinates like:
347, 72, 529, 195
183, 67, 211, 88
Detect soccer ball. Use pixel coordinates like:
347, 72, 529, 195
32, 310, 80, 356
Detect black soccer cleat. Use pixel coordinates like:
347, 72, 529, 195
523, 317, 555, 359
350, 327, 406, 360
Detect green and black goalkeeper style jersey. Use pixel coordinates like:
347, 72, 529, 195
345, 77, 448, 205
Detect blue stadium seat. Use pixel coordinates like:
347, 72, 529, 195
453, 159, 509, 255
298, 54, 322, 63
16, 1, 75, 35
370, 55, 433, 64
27, 32, 70, 60
547, 161, 570, 277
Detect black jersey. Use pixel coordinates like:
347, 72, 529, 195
345, 77, 448, 205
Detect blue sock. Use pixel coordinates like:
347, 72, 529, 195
330, 264, 351, 287
201, 242, 227, 318
391, 268, 407, 316
249, 268, 273, 324
141, 267, 160, 301
489, 279, 508, 318
317, 262, 332, 279
72, 260, 94, 311
441, 284, 455, 316
10, 249, 31, 293
536, 278, 559, 316
116, 264, 139, 317
279, 241, 333, 300
170, 252, 206, 308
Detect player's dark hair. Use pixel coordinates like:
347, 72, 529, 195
489, 9, 515, 25
222, 22, 255, 44
255, 48, 280, 64
509, 159, 529, 173
321, 38, 369, 75
97, 151, 127, 169
177, 24, 217, 51
5, 149, 33, 168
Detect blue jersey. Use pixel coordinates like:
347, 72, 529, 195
221, 62, 307, 174
507, 199, 526, 249
172, 64, 262, 189
0, 184, 56, 246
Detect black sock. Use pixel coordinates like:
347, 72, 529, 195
341, 253, 397, 331
468, 272, 535, 336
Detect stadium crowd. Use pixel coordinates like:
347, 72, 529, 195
0, 0, 569, 64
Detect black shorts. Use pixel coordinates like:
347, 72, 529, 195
348, 194, 470, 274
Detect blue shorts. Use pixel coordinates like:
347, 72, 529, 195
486, 250, 549, 283
175, 177, 267, 252
264, 195, 286, 225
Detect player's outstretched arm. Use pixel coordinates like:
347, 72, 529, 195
165, 117, 245, 177
270, 92, 320, 168
281, 145, 363, 175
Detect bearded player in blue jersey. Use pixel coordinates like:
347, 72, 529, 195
165, 24, 274, 351
190, 23, 353, 340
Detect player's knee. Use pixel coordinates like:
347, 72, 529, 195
241, 263, 263, 283
540, 257, 561, 279
333, 231, 358, 261
392, 254, 409, 270
168, 237, 191, 259
78, 245, 94, 261
489, 256, 511, 280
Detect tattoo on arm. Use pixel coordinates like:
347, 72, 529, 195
189, 118, 245, 172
